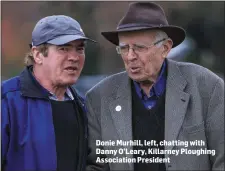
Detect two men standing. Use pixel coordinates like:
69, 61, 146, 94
2, 2, 224, 171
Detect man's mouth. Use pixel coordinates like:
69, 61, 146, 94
64, 66, 78, 73
130, 67, 141, 73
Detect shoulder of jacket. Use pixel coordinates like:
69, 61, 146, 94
2, 76, 20, 99
87, 71, 127, 92
170, 60, 221, 80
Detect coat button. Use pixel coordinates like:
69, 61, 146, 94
115, 105, 122, 111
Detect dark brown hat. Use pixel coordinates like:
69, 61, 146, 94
101, 2, 186, 48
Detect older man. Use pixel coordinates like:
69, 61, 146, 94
2, 15, 96, 171
86, 2, 224, 171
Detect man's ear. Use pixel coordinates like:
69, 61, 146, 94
162, 39, 173, 58
32, 46, 43, 65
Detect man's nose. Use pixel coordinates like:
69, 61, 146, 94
127, 48, 137, 61
68, 50, 80, 61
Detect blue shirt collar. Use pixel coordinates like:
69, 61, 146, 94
133, 60, 167, 99
48, 88, 74, 101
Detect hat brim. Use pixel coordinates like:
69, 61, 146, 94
47, 34, 97, 45
101, 25, 185, 48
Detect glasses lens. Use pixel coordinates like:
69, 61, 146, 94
117, 45, 129, 55
133, 44, 148, 53
116, 46, 121, 54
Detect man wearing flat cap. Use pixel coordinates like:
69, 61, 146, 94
2, 15, 96, 171
86, 2, 224, 171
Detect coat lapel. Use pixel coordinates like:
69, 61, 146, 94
165, 60, 190, 158
108, 72, 132, 142
108, 73, 133, 169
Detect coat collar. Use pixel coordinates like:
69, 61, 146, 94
20, 66, 49, 99
164, 59, 190, 155
19, 66, 80, 102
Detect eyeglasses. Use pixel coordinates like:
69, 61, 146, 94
116, 38, 167, 55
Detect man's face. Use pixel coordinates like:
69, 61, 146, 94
118, 30, 170, 83
40, 40, 85, 86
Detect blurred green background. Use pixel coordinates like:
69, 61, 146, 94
1, 1, 224, 95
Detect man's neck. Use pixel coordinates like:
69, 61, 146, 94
33, 68, 67, 101
139, 80, 154, 97
138, 70, 160, 97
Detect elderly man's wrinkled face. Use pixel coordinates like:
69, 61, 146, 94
118, 30, 172, 83
39, 40, 85, 86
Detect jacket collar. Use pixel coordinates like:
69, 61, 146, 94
19, 66, 78, 101
20, 66, 50, 99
